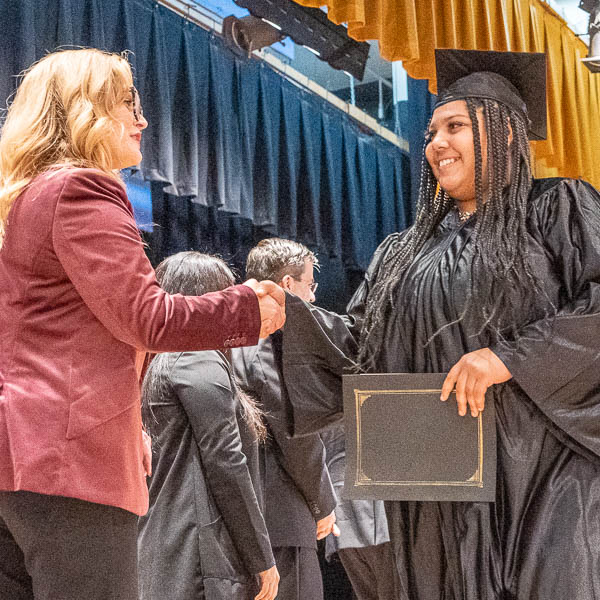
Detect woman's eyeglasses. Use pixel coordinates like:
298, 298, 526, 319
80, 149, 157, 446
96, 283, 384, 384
127, 86, 143, 122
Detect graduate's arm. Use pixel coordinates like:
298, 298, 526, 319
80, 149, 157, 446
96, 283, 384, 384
489, 179, 600, 456
281, 295, 354, 436
279, 234, 404, 437
440, 348, 512, 417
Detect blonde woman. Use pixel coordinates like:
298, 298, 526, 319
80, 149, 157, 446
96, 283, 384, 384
0, 48, 284, 600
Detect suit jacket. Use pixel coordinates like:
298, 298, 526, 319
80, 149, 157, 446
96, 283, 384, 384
0, 168, 260, 515
232, 333, 336, 549
319, 424, 390, 560
138, 351, 274, 600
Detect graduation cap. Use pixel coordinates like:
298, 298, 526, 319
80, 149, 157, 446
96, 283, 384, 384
434, 49, 547, 141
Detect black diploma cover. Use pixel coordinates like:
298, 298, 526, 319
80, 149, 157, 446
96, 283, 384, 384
343, 373, 496, 502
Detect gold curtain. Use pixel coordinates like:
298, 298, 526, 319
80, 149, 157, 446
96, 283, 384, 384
294, 0, 600, 187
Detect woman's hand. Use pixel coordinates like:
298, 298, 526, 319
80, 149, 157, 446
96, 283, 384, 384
243, 279, 286, 339
441, 348, 512, 417
255, 565, 280, 600
142, 429, 152, 477
316, 510, 340, 540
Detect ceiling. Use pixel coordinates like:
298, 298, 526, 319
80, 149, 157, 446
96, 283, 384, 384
183, 0, 592, 94
550, 0, 589, 37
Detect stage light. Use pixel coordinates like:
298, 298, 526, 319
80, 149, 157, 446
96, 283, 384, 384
222, 14, 284, 56
232, 0, 370, 81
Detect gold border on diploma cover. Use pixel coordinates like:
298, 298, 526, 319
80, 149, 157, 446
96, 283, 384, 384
355, 389, 484, 488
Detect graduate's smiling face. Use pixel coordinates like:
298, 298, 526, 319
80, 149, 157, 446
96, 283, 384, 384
425, 100, 487, 209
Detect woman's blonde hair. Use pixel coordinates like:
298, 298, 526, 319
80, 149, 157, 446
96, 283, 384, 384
0, 48, 134, 242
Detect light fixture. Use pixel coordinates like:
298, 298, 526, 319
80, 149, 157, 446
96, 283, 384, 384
232, 0, 370, 80
222, 14, 284, 57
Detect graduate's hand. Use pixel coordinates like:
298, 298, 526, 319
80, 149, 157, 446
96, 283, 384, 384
243, 279, 286, 339
316, 510, 340, 540
440, 348, 511, 417
255, 564, 279, 600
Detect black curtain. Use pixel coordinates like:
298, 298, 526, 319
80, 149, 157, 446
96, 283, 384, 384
0, 0, 414, 309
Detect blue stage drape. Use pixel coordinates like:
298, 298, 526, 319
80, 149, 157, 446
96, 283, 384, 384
406, 77, 437, 210
0, 0, 412, 285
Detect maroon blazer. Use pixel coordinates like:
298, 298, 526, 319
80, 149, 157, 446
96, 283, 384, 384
0, 168, 260, 515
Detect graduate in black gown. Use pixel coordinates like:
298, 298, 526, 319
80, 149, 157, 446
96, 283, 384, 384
281, 49, 600, 599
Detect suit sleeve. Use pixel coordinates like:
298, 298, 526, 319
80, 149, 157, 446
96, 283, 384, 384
170, 351, 275, 575
492, 179, 600, 458
268, 426, 336, 521
52, 169, 259, 352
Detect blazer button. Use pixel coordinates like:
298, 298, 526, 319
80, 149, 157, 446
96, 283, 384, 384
240, 337, 247, 344
223, 340, 230, 348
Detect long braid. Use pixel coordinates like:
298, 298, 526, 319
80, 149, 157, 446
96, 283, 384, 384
469, 99, 539, 341
358, 98, 542, 370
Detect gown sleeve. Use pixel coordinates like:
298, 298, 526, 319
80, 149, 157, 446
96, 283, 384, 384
491, 179, 600, 458
280, 234, 401, 436
170, 351, 275, 575
344, 231, 402, 337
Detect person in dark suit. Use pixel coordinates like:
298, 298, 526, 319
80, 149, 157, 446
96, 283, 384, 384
320, 424, 398, 600
0, 48, 284, 600
233, 238, 338, 600
138, 252, 279, 600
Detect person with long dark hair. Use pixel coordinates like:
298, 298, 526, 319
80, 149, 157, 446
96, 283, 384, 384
280, 49, 600, 598
0, 48, 284, 600
138, 251, 279, 600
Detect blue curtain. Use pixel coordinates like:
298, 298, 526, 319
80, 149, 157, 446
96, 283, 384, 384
406, 76, 437, 210
0, 0, 412, 283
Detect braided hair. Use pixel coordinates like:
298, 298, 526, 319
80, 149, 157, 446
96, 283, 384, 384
357, 98, 539, 371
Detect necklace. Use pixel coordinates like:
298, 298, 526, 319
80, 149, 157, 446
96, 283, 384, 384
457, 208, 476, 222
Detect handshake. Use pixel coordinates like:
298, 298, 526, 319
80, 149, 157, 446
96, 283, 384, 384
243, 279, 287, 339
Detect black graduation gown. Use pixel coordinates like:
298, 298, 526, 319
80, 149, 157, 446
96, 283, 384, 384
138, 351, 274, 600
282, 178, 600, 600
